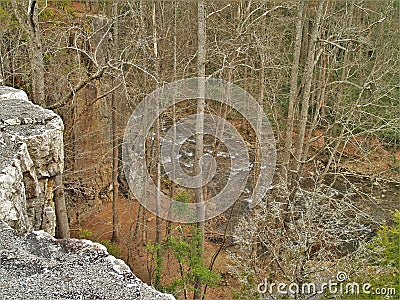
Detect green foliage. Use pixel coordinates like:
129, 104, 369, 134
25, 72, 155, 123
77, 228, 95, 239
367, 210, 400, 268
39, 8, 55, 20
151, 226, 220, 298
231, 277, 259, 300
146, 241, 166, 289
55, 0, 71, 11
77, 228, 121, 257
145, 191, 220, 297
166, 227, 220, 296
100, 240, 121, 257
229, 263, 259, 300
341, 210, 399, 299
171, 190, 196, 223
0, 5, 10, 24
145, 241, 165, 255
55, 0, 75, 17
389, 154, 400, 172
0, 2, 20, 32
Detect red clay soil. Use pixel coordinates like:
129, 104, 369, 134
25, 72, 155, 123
70, 196, 234, 300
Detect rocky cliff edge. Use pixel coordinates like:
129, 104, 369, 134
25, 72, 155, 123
0, 87, 174, 300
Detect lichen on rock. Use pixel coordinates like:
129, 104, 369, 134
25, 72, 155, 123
0, 221, 175, 299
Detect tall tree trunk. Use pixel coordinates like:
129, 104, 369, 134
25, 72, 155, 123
194, 1, 206, 299
152, 2, 163, 288
11, 0, 45, 104
281, 0, 305, 187
27, 0, 45, 105
291, 0, 325, 189
320, 42, 351, 181
250, 41, 266, 266
166, 0, 178, 237
138, 1, 148, 245
298, 50, 328, 179
54, 173, 70, 239
111, 3, 120, 242
29, 36, 45, 105
111, 84, 119, 242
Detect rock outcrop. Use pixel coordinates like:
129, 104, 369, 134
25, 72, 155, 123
0, 221, 174, 300
0, 87, 175, 300
0, 87, 63, 235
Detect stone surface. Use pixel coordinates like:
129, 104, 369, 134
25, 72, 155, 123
0, 134, 31, 232
0, 221, 175, 300
0, 87, 63, 235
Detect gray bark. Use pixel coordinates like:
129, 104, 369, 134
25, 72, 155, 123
54, 173, 70, 239
11, 0, 45, 105
281, 0, 305, 186
111, 3, 120, 242
292, 0, 325, 184
194, 1, 206, 299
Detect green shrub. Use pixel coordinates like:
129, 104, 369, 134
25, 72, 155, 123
77, 228, 95, 239
100, 240, 122, 257
164, 227, 221, 297
77, 228, 121, 257
367, 210, 400, 268
341, 210, 399, 299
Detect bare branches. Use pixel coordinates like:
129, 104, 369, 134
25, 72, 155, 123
1, 2, 398, 298
47, 66, 106, 110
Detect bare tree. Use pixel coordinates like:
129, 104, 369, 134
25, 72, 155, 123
152, 1, 164, 288
110, 2, 120, 243
193, 1, 206, 299
11, 0, 45, 105
281, 0, 305, 186
291, 0, 325, 191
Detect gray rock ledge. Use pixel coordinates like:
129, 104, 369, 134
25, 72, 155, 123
0, 221, 175, 299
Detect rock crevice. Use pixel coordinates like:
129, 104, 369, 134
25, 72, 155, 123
0, 87, 63, 235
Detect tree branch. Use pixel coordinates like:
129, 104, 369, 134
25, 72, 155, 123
47, 66, 106, 110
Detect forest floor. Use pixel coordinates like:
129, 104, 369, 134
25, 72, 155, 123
70, 197, 234, 299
